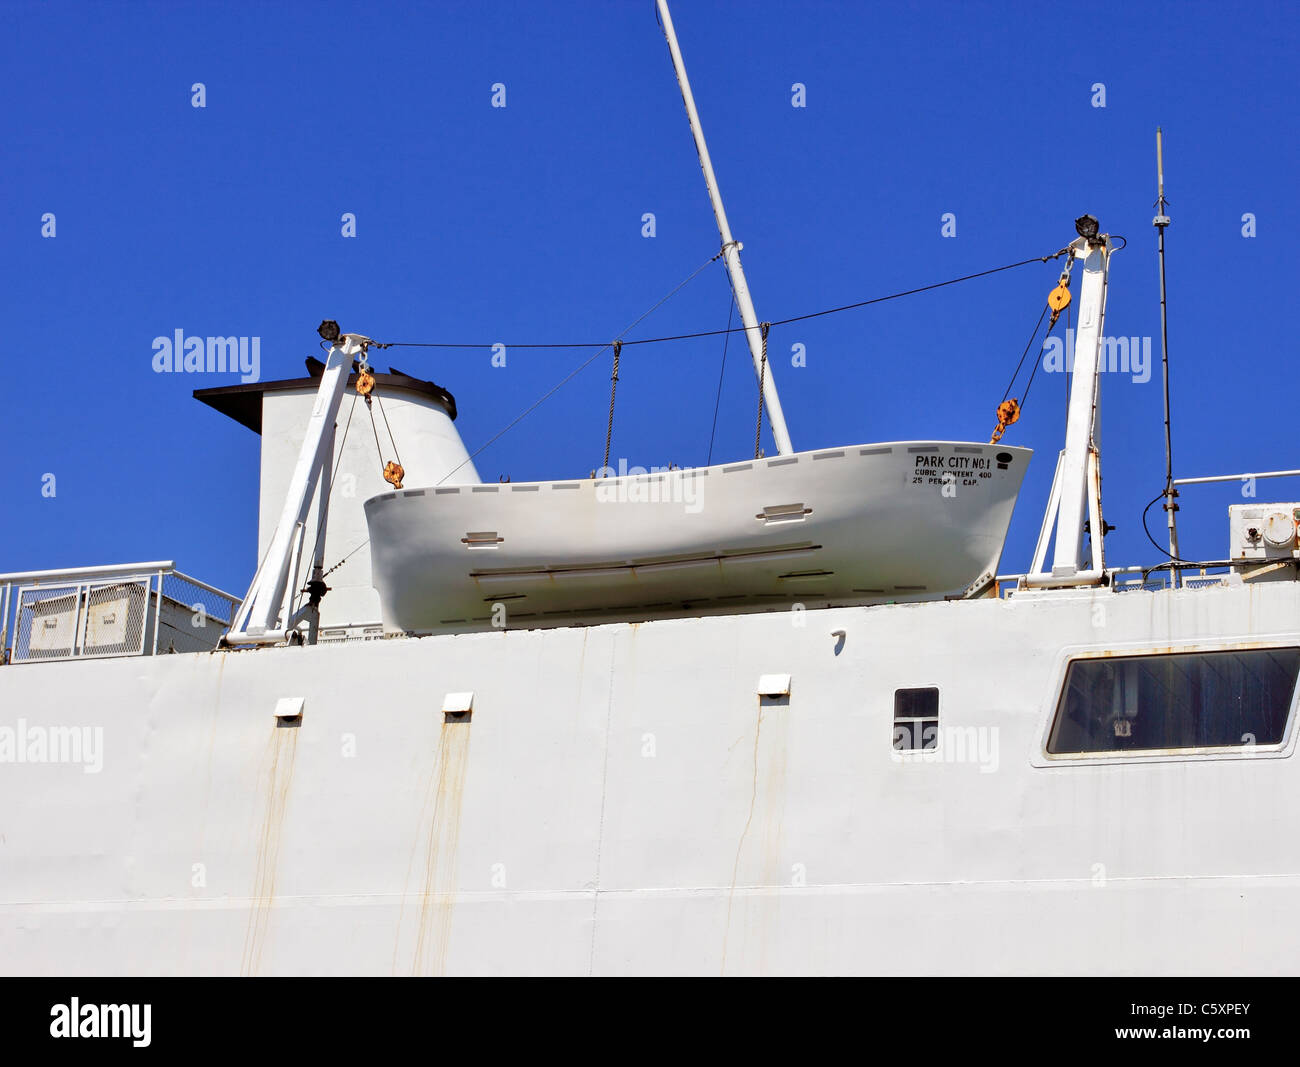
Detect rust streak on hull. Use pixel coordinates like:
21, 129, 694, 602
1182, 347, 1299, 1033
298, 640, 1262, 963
239, 724, 299, 976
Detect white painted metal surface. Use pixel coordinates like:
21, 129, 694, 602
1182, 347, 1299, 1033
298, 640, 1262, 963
364, 441, 1030, 633
2, 576, 1299, 975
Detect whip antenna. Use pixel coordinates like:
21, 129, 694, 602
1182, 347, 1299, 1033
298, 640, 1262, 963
1154, 128, 1180, 582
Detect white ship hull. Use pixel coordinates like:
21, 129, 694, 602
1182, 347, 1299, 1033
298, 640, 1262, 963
3, 578, 1297, 976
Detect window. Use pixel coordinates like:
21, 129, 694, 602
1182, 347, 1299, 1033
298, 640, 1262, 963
894, 687, 938, 751
1047, 647, 1300, 755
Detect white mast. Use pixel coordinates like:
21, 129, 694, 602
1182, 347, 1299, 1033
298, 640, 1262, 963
657, 0, 794, 456
1025, 222, 1113, 588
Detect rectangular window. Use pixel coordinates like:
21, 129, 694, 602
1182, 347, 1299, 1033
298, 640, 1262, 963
1047, 647, 1300, 755
894, 687, 939, 751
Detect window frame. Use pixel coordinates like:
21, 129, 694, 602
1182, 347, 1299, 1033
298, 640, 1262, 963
892, 684, 940, 755
1035, 640, 1300, 767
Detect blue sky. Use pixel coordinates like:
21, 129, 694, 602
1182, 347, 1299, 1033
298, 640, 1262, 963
2, 0, 1296, 596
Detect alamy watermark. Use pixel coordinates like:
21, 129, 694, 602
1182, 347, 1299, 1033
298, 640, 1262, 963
892, 724, 999, 773
50, 998, 150, 1047
1042, 328, 1151, 384
0, 719, 103, 773
594, 459, 704, 514
152, 330, 260, 383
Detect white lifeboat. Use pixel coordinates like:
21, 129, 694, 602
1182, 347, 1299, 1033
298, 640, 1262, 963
364, 441, 1030, 633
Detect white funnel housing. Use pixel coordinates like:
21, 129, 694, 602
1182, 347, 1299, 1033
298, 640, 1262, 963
196, 359, 479, 636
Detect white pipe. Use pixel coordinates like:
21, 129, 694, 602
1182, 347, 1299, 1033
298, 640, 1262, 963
657, 0, 793, 456
222, 630, 295, 647
0, 561, 176, 583
1020, 569, 1108, 589
1175, 470, 1300, 486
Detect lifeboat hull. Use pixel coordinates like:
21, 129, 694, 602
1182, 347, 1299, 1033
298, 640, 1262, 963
364, 441, 1031, 633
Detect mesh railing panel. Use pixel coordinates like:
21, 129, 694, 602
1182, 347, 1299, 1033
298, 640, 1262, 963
79, 579, 149, 658
13, 583, 83, 661
160, 573, 238, 628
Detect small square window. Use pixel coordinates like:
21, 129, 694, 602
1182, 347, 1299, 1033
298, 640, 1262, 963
894, 687, 938, 751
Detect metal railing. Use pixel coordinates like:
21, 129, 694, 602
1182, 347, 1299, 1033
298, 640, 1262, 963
993, 469, 1300, 598
1173, 469, 1300, 487
0, 562, 239, 665
995, 562, 1241, 598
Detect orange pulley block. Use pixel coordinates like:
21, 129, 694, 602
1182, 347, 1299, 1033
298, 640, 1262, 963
1047, 271, 1072, 327
990, 398, 1021, 445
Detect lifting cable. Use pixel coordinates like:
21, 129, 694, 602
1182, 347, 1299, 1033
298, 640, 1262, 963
376, 392, 403, 471
990, 260, 1075, 444
357, 362, 406, 490
754, 322, 770, 459
602, 340, 622, 472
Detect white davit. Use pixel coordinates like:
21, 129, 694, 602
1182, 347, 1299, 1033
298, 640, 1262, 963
364, 441, 1031, 633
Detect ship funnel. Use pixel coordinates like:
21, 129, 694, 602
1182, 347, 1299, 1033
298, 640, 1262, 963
197, 359, 479, 639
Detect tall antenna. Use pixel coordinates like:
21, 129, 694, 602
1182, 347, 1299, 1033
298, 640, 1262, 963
1154, 128, 1180, 580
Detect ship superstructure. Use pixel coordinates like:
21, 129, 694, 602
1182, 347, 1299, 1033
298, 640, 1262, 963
2, 2, 1298, 977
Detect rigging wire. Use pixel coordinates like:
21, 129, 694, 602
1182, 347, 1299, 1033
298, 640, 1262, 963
331, 392, 358, 487
1019, 311, 1059, 408
706, 288, 735, 466
367, 397, 386, 472
754, 323, 769, 459
314, 249, 1065, 580
319, 247, 727, 578
374, 253, 1062, 353
320, 538, 369, 581
432, 248, 725, 488
602, 340, 622, 472
375, 392, 403, 468
999, 303, 1051, 405
764, 254, 1059, 330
